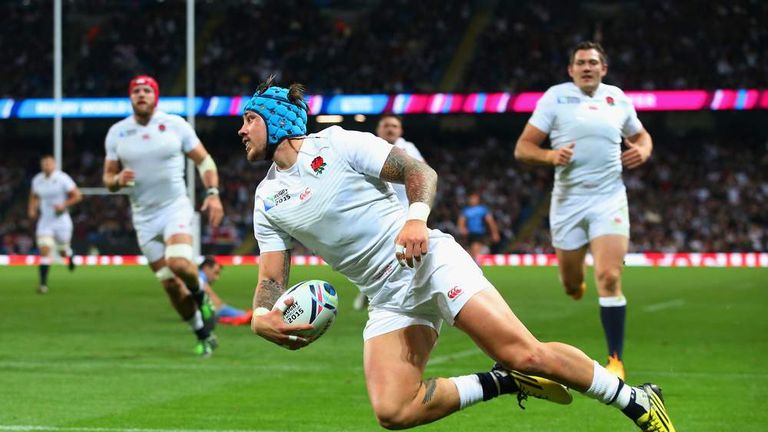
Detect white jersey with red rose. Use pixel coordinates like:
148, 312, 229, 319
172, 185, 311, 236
104, 111, 199, 214
528, 82, 643, 196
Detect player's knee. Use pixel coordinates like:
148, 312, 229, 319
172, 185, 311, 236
596, 267, 621, 290
38, 236, 55, 256
497, 342, 548, 375
372, 402, 415, 430
57, 243, 71, 255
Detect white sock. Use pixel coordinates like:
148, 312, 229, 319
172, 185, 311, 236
186, 309, 204, 331
585, 360, 632, 408
612, 382, 632, 409
599, 296, 627, 307
449, 375, 484, 409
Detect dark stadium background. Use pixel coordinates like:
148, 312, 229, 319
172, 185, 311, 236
1, 1, 767, 432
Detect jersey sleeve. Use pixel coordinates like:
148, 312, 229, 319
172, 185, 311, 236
332, 127, 394, 178
253, 199, 292, 252
402, 141, 425, 162
104, 126, 119, 161
528, 88, 558, 133
172, 115, 201, 153
61, 173, 77, 192
30, 176, 39, 195
620, 92, 644, 137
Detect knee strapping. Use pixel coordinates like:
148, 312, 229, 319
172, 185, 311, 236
154, 266, 175, 281
164, 243, 194, 262
37, 236, 55, 251
57, 243, 71, 255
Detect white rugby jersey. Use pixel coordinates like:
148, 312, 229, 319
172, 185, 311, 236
529, 82, 643, 196
253, 126, 408, 293
104, 111, 198, 213
391, 137, 425, 208
31, 170, 77, 220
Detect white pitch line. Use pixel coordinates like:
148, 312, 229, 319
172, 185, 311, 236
643, 299, 685, 313
427, 348, 483, 366
0, 427, 277, 432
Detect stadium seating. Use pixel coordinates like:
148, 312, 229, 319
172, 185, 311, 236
3, 1, 765, 97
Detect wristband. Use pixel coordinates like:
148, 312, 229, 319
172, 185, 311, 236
253, 307, 270, 317
407, 202, 431, 222
206, 187, 220, 196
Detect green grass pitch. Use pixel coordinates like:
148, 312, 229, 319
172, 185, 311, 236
1, 265, 766, 431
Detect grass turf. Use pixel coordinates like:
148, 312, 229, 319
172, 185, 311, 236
1, 265, 766, 431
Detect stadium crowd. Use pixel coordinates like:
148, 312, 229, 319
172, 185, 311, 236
461, 0, 768, 92
2, 0, 766, 98
2, 131, 765, 255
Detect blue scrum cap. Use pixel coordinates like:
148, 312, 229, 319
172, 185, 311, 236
243, 86, 309, 146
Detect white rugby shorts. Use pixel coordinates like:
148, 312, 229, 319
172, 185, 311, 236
549, 188, 630, 250
363, 233, 493, 341
132, 197, 194, 263
36, 214, 73, 245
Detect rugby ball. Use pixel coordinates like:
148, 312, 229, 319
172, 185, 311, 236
277, 279, 339, 341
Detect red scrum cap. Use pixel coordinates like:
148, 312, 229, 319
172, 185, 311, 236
128, 75, 160, 106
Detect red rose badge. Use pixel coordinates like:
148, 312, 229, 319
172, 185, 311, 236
311, 156, 327, 174
606, 96, 615, 106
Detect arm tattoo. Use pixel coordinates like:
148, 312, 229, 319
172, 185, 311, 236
421, 378, 438, 405
253, 250, 292, 309
379, 147, 437, 207
281, 250, 292, 287
254, 279, 283, 310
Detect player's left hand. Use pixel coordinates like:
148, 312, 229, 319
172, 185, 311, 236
54, 203, 66, 215
621, 139, 650, 169
201, 195, 224, 227
394, 220, 429, 268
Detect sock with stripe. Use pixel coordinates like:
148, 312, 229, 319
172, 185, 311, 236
599, 296, 627, 359
186, 309, 210, 340
450, 368, 520, 409
584, 361, 650, 420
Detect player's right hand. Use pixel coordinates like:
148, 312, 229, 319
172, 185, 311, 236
250, 296, 313, 350
27, 208, 37, 219
394, 220, 429, 268
117, 168, 136, 187
549, 143, 575, 166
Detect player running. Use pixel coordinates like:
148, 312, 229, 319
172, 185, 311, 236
243, 78, 675, 432
102, 75, 224, 357
515, 42, 654, 380
28, 155, 82, 294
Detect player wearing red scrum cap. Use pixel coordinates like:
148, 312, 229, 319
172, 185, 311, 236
101, 75, 225, 357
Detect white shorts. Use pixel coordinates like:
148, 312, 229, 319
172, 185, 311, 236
132, 197, 194, 263
549, 188, 630, 250
36, 215, 73, 245
363, 234, 493, 341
